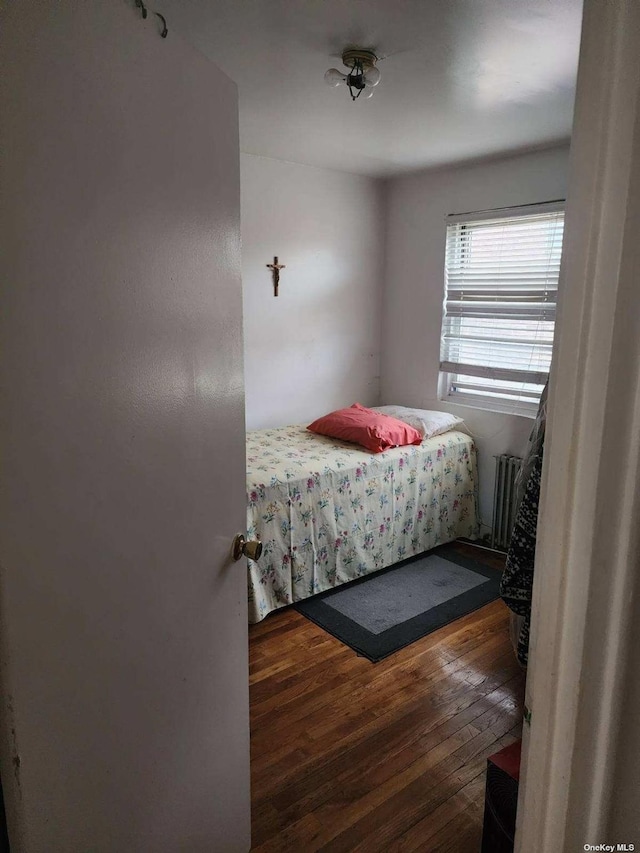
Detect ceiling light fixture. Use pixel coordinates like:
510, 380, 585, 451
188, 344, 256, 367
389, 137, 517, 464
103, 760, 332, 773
324, 48, 381, 101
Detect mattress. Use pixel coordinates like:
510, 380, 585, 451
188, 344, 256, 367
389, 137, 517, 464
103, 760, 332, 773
246, 424, 479, 623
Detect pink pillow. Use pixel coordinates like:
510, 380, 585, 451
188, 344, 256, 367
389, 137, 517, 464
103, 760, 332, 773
307, 403, 422, 454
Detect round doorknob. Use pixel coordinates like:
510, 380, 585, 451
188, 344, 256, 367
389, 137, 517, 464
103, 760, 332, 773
232, 533, 263, 562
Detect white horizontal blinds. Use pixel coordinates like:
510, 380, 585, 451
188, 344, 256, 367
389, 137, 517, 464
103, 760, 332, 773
440, 204, 564, 405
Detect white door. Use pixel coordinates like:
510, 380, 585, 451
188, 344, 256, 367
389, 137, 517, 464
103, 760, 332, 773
0, 2, 250, 851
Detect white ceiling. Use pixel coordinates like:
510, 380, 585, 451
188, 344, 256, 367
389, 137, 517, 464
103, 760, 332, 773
159, 0, 583, 177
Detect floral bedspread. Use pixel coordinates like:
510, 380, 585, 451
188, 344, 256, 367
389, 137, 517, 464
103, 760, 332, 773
246, 425, 479, 623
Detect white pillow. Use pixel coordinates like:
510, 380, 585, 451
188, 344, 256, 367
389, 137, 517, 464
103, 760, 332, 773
373, 406, 464, 439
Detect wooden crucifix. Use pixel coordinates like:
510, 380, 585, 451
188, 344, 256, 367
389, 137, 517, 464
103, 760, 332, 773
266, 256, 286, 297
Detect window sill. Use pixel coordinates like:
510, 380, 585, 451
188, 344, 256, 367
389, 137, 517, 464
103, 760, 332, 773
439, 391, 538, 419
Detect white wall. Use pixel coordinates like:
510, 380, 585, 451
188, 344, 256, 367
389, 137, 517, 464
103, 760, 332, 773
380, 146, 570, 528
241, 154, 385, 429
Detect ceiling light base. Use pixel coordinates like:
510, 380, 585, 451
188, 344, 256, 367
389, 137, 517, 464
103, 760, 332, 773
341, 48, 378, 71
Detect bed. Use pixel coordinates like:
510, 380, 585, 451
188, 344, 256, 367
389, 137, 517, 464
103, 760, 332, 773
246, 423, 479, 623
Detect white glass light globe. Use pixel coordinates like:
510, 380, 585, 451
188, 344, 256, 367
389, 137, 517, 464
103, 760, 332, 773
361, 88, 374, 99
324, 68, 345, 87
363, 66, 381, 87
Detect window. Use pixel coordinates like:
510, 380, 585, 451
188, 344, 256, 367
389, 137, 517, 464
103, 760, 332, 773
439, 202, 564, 416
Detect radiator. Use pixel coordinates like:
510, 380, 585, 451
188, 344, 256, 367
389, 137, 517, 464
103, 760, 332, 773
491, 455, 523, 552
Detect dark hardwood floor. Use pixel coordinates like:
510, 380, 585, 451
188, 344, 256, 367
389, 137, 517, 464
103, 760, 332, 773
249, 543, 525, 852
